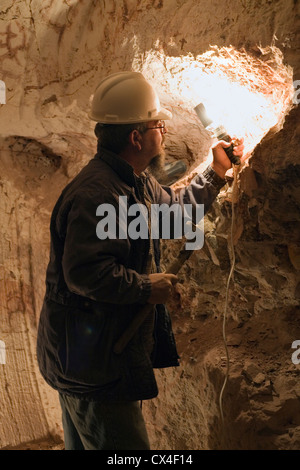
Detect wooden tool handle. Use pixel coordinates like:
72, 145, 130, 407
113, 303, 154, 354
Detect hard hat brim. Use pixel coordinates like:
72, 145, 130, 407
153, 107, 173, 121
89, 106, 172, 123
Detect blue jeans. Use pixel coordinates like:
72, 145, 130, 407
59, 393, 151, 450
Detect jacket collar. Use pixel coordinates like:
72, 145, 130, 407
95, 148, 149, 192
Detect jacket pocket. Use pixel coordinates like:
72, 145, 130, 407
60, 306, 122, 386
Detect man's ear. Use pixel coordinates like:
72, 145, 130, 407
128, 129, 143, 151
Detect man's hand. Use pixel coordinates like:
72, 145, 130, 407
148, 273, 178, 304
211, 137, 245, 179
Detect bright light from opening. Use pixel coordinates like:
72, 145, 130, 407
135, 46, 294, 157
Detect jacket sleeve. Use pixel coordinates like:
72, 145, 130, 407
150, 164, 226, 220
61, 191, 152, 304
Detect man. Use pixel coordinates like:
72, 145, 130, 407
36, 71, 244, 450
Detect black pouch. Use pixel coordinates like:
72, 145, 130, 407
151, 303, 180, 369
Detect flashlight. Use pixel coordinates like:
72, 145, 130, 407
162, 160, 187, 185
194, 103, 241, 165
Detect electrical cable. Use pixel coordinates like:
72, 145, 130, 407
218, 164, 238, 426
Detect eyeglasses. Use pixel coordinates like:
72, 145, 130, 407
144, 121, 166, 134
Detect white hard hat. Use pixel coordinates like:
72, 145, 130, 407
89, 71, 172, 123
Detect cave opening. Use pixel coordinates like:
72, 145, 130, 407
136, 45, 294, 170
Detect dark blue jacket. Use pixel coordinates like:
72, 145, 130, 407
36, 149, 225, 401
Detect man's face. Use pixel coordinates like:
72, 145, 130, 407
142, 120, 167, 178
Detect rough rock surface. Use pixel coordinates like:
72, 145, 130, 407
0, 0, 299, 450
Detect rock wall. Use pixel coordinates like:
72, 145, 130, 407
0, 0, 299, 449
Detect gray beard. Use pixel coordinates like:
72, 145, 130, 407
148, 150, 167, 182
